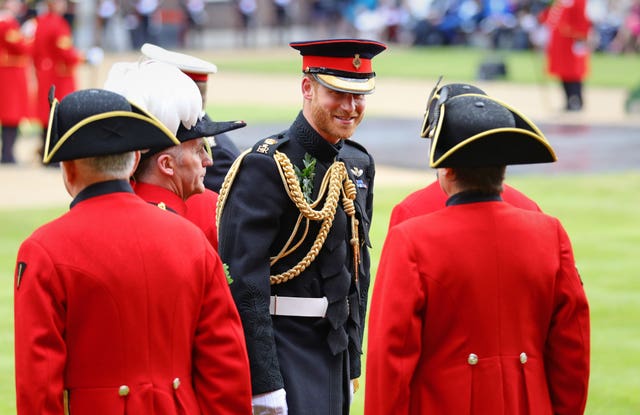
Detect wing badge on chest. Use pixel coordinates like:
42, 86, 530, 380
350, 166, 367, 189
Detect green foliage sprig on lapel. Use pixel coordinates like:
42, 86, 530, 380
294, 153, 317, 203
223, 263, 233, 285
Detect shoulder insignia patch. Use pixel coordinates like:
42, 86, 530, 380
16, 262, 27, 289
252, 134, 289, 156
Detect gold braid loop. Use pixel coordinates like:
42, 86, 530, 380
341, 173, 361, 282
270, 151, 358, 285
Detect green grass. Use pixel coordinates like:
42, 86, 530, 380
206, 46, 640, 89
2, 172, 639, 413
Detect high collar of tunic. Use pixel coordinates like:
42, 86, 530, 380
292, 112, 343, 163
132, 181, 188, 216
446, 190, 503, 206
70, 179, 133, 209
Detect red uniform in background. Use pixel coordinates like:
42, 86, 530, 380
388, 180, 541, 228
185, 189, 219, 251
539, 0, 591, 111
0, 7, 31, 163
32, 10, 81, 128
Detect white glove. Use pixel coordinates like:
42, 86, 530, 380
252, 388, 287, 415
350, 378, 360, 405
350, 378, 354, 404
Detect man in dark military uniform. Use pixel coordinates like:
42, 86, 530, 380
217, 38, 386, 415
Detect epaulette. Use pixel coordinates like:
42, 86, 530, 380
251, 132, 289, 157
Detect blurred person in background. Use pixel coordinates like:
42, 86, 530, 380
0, 0, 30, 164
31, 0, 83, 163
539, 0, 592, 111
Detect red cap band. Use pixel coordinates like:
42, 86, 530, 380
182, 71, 209, 82
302, 55, 373, 74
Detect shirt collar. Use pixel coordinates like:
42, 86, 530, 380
446, 190, 503, 206
70, 179, 134, 209
291, 111, 342, 162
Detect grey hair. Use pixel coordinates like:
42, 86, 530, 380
83, 152, 137, 179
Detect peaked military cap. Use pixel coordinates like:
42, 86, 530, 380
140, 43, 247, 141
290, 38, 387, 94
141, 42, 217, 81
43, 88, 179, 164
421, 79, 557, 168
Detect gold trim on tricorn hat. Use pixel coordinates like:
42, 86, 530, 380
43, 88, 179, 164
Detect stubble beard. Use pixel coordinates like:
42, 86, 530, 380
311, 102, 362, 142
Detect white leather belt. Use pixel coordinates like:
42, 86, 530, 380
269, 296, 328, 318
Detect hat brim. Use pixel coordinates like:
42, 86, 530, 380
43, 99, 179, 164
430, 127, 557, 167
176, 113, 246, 142
313, 73, 376, 94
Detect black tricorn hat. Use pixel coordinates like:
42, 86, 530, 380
290, 38, 387, 94
420, 80, 556, 168
43, 88, 180, 164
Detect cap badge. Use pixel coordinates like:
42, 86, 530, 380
352, 54, 361, 70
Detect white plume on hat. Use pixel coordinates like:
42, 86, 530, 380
103, 60, 202, 135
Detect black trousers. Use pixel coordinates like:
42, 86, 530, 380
562, 81, 583, 111
1, 125, 18, 163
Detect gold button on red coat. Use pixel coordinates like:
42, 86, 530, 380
118, 385, 130, 396
173, 377, 181, 390
467, 353, 478, 365
520, 352, 528, 364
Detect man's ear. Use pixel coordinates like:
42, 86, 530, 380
61, 160, 78, 197
130, 151, 141, 176
302, 76, 314, 100
156, 153, 175, 176
441, 168, 455, 180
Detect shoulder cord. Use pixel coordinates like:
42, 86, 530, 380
216, 149, 360, 285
